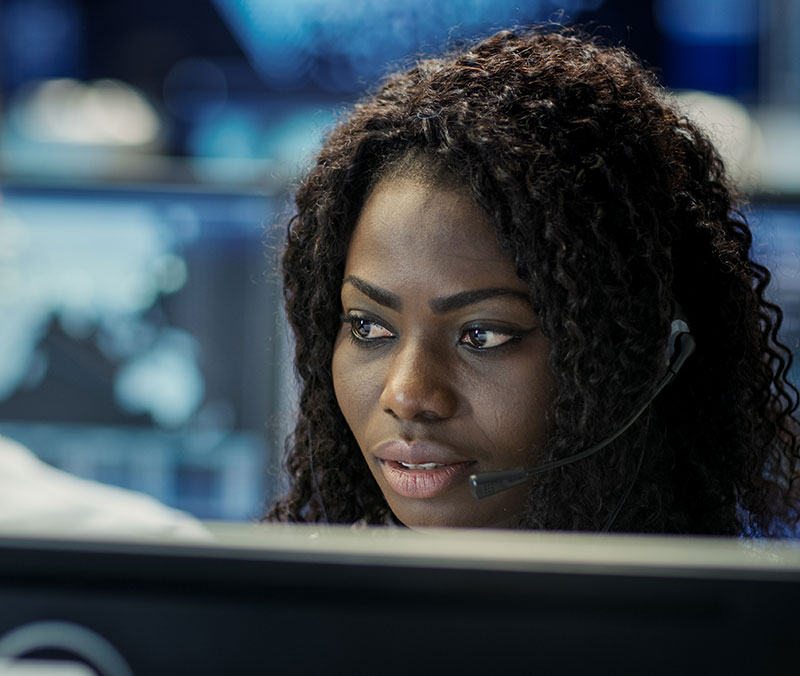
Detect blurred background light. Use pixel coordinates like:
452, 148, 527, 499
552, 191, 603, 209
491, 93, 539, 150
11, 78, 161, 146
672, 90, 763, 190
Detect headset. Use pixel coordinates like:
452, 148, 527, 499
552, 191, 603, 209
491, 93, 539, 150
469, 308, 696, 532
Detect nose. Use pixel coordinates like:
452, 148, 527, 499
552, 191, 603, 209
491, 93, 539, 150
378, 338, 459, 422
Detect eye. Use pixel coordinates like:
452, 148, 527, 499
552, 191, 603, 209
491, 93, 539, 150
346, 314, 395, 342
459, 327, 517, 350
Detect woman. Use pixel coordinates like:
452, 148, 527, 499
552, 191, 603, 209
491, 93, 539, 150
268, 27, 800, 535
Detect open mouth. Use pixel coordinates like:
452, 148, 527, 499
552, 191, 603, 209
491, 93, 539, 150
396, 461, 445, 470
379, 459, 476, 499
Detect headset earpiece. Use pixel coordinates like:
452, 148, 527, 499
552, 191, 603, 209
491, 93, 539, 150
664, 304, 695, 384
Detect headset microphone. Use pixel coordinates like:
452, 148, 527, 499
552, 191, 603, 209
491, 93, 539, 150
469, 314, 696, 501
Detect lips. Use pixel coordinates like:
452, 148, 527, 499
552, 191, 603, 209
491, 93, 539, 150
374, 440, 476, 499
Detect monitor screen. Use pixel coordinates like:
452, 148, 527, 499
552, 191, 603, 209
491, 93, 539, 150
0, 183, 288, 520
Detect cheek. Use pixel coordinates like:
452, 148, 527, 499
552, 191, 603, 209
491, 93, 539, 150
469, 357, 555, 458
473, 391, 539, 449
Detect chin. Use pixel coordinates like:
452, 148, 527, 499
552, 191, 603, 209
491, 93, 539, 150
389, 501, 520, 530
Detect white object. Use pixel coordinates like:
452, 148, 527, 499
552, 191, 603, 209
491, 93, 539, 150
0, 435, 208, 539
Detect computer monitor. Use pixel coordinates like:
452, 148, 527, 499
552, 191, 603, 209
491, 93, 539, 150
0, 525, 798, 675
0, 183, 288, 520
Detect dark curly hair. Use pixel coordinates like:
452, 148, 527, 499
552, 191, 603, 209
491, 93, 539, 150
268, 27, 800, 535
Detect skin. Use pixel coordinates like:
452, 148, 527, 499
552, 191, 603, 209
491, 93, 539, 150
332, 176, 556, 528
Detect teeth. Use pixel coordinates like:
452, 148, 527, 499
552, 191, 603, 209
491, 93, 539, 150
397, 461, 445, 470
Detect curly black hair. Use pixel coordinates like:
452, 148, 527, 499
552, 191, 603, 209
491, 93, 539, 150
268, 27, 800, 535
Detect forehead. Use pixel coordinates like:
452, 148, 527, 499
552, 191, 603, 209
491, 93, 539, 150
345, 178, 522, 291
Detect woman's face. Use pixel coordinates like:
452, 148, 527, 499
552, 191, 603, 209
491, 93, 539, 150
332, 176, 555, 528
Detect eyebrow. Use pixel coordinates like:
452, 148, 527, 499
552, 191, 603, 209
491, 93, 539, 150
342, 276, 531, 315
343, 276, 402, 311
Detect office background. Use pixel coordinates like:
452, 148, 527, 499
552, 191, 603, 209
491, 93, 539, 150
0, 0, 798, 520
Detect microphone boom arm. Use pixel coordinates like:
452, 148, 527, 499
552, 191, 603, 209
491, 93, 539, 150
469, 332, 695, 500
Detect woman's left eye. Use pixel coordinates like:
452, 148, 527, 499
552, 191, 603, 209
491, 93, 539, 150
459, 327, 517, 350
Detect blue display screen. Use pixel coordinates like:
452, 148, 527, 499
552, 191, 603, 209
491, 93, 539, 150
0, 184, 283, 520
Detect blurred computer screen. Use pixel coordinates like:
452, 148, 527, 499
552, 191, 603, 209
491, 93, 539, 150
0, 184, 285, 520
